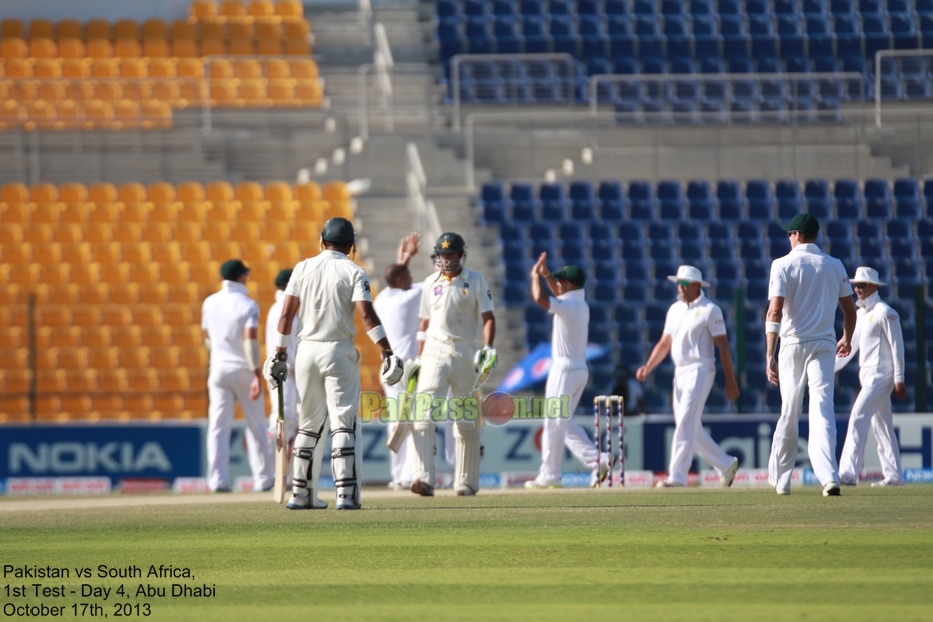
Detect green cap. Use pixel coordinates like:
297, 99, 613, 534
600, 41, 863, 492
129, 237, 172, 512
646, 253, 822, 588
552, 265, 586, 286
274, 268, 292, 289
781, 213, 820, 236
220, 259, 250, 281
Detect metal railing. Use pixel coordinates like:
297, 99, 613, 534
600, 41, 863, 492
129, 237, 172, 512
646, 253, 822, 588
451, 53, 576, 130
874, 48, 933, 128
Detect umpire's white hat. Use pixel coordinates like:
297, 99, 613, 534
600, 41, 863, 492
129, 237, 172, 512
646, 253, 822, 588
851, 266, 886, 286
668, 265, 710, 287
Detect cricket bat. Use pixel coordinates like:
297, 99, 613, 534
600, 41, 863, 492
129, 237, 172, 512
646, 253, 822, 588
273, 384, 288, 504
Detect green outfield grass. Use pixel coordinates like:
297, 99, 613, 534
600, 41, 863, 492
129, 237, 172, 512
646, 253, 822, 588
2, 487, 932, 621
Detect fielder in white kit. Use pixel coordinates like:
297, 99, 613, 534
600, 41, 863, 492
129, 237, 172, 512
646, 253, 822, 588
636, 265, 740, 488
265, 268, 327, 508
373, 233, 422, 490
202, 259, 273, 493
525, 254, 607, 489
766, 213, 856, 497
409, 232, 497, 497
834, 266, 906, 487
264, 218, 402, 510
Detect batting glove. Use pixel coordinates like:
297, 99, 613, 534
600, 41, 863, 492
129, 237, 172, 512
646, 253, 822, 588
473, 345, 498, 374
264, 352, 288, 391
381, 349, 404, 386
402, 357, 421, 394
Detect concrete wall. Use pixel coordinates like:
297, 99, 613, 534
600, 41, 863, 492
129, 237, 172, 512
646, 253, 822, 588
0, 0, 192, 22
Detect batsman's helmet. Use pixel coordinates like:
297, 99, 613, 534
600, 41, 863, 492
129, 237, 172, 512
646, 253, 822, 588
321, 217, 356, 244
431, 232, 467, 274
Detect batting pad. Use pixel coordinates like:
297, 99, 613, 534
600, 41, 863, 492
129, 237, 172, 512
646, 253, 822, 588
454, 422, 482, 493
410, 420, 437, 486
331, 426, 359, 505
289, 430, 320, 506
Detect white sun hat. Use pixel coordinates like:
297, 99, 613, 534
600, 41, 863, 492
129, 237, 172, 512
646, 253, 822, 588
667, 265, 710, 287
851, 266, 886, 286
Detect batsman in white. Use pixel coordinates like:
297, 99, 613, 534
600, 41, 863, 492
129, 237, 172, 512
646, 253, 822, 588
373, 233, 423, 490
265, 268, 327, 508
264, 217, 403, 510
766, 213, 856, 497
201, 259, 273, 493
636, 265, 740, 489
834, 266, 906, 487
525, 255, 608, 489
409, 232, 496, 497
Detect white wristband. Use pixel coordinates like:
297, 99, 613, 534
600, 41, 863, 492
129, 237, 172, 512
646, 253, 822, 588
274, 332, 291, 348
765, 322, 781, 335
367, 324, 387, 344
416, 331, 427, 342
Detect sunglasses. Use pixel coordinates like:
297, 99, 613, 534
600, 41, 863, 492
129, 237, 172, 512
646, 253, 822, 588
852, 283, 868, 288
676, 280, 694, 287
787, 230, 798, 237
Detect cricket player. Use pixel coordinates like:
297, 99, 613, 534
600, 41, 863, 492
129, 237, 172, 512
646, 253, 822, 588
265, 268, 327, 508
373, 233, 422, 490
766, 213, 856, 497
834, 266, 906, 487
525, 254, 607, 489
409, 232, 496, 497
636, 265, 740, 489
264, 217, 403, 510
202, 259, 273, 493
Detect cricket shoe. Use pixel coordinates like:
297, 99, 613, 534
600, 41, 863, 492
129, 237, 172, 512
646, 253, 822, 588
721, 457, 740, 488
822, 482, 841, 497
525, 478, 562, 490
654, 480, 683, 488
212, 486, 232, 493
840, 479, 858, 487
286, 489, 327, 510
311, 497, 328, 509
335, 494, 360, 510
870, 480, 903, 488
455, 484, 477, 496
590, 457, 611, 488
410, 480, 435, 497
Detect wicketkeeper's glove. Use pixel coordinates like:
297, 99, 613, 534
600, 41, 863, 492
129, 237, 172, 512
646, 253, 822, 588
381, 349, 404, 385
264, 352, 288, 391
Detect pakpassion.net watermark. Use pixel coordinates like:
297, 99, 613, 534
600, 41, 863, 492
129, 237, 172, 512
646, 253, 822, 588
359, 392, 574, 426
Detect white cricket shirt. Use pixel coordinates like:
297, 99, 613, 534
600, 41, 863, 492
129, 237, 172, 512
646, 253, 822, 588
419, 267, 494, 342
201, 280, 260, 371
284, 250, 372, 342
662, 291, 727, 367
768, 243, 853, 344
265, 289, 298, 366
834, 291, 905, 382
373, 283, 423, 360
549, 288, 588, 367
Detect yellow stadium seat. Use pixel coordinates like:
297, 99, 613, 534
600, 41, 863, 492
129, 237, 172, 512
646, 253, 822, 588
256, 37, 283, 55
201, 38, 227, 56
76, 282, 107, 304
142, 326, 173, 348
1, 38, 28, 59
228, 21, 254, 39
60, 240, 91, 262
28, 38, 57, 59
48, 283, 80, 305
207, 58, 233, 81
261, 221, 290, 242
114, 19, 140, 40
14, 81, 38, 103
232, 59, 261, 80
147, 80, 177, 103
256, 21, 282, 39
72, 305, 102, 327
0, 203, 31, 223
92, 392, 125, 413
127, 369, 158, 391
86, 38, 114, 59
82, 325, 114, 348
107, 282, 138, 306
177, 58, 204, 79
199, 20, 225, 39
142, 222, 173, 243
143, 39, 170, 57
2, 182, 30, 202
147, 58, 176, 79
136, 282, 167, 305
86, 20, 111, 40
29, 182, 57, 203
289, 58, 318, 79
90, 59, 118, 79
176, 181, 205, 202
37, 305, 71, 327
161, 262, 191, 284
101, 304, 132, 326
4, 59, 31, 80
149, 202, 179, 223
172, 38, 199, 58
294, 181, 322, 201
230, 38, 256, 55
28, 19, 54, 38
237, 79, 268, 105
35, 81, 66, 103
61, 59, 89, 80
233, 180, 262, 202
215, 240, 243, 258
115, 38, 142, 58
112, 222, 141, 243
56, 20, 83, 40
191, 0, 220, 18
37, 264, 69, 287
1, 19, 24, 39
145, 181, 174, 202
117, 182, 146, 203
283, 20, 310, 39
169, 19, 194, 40
51, 223, 82, 243
180, 243, 210, 264
122, 243, 151, 263
87, 203, 119, 224
269, 241, 300, 264
277, 0, 304, 18
55, 38, 86, 60
167, 283, 200, 305
94, 81, 124, 101
323, 181, 351, 203
249, 0, 277, 17
89, 181, 118, 203
172, 222, 200, 244
0, 101, 23, 129
34, 58, 62, 78
206, 202, 238, 221
294, 78, 322, 105
71, 263, 101, 285
123, 80, 152, 101
87, 346, 120, 368
177, 203, 208, 225
152, 241, 181, 264
206, 181, 235, 202
149, 346, 179, 368
113, 99, 140, 128
24, 223, 54, 245
120, 202, 149, 223
90, 241, 120, 263
140, 18, 168, 39
0, 223, 24, 245
221, 1, 249, 17
285, 37, 311, 55
237, 199, 268, 220
58, 182, 87, 204
132, 306, 162, 325
202, 222, 232, 242
119, 58, 148, 78
263, 181, 292, 201
141, 99, 171, 129
34, 242, 62, 263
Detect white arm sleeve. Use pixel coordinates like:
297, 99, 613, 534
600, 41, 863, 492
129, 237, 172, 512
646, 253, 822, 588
244, 338, 261, 370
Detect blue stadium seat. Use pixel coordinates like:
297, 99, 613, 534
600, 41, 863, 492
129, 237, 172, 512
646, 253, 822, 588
803, 0, 828, 16
577, 0, 601, 15
605, 0, 628, 16
506, 261, 529, 282
579, 15, 608, 58
493, 17, 524, 53
777, 15, 805, 59
648, 221, 674, 242
525, 303, 549, 325
891, 14, 919, 50
886, 0, 912, 16
465, 17, 494, 55
628, 181, 658, 220
889, 236, 916, 258
893, 178, 922, 218
569, 181, 596, 220
437, 18, 464, 60
539, 183, 567, 221
657, 180, 685, 220
717, 180, 745, 219
464, 0, 488, 17
919, 0, 933, 16
608, 16, 636, 58
598, 181, 626, 220
664, 16, 692, 58
776, 179, 803, 219
692, 15, 721, 58
721, 15, 748, 59
717, 0, 741, 15
827, 238, 855, 260
886, 217, 913, 241
774, 0, 798, 16
549, 14, 579, 56
510, 183, 538, 221
920, 217, 933, 240
863, 15, 891, 59
749, 15, 778, 58
437, 0, 459, 18
807, 16, 835, 59
864, 178, 892, 219
492, 0, 515, 16
746, 180, 774, 220
834, 179, 863, 219
520, 0, 545, 16
856, 0, 882, 15
746, 0, 770, 15
687, 180, 716, 219
635, 16, 665, 59
856, 218, 883, 242
834, 14, 862, 57
904, 76, 932, 100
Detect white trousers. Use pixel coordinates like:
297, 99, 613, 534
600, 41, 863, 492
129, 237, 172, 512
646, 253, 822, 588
537, 362, 597, 484
839, 367, 904, 485
667, 362, 734, 486
294, 340, 362, 498
769, 339, 840, 490
381, 380, 413, 485
207, 366, 273, 491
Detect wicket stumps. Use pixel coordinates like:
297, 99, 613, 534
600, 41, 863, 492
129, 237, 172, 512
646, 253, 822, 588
593, 395, 624, 487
